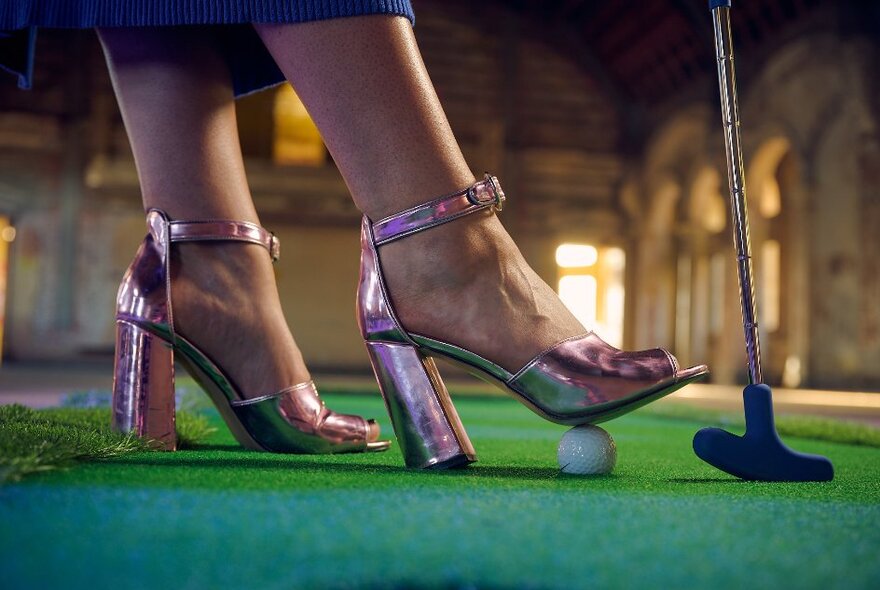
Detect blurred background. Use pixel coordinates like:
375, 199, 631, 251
0, 0, 877, 392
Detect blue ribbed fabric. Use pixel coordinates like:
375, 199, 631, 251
1, 0, 415, 95
0, 1, 414, 28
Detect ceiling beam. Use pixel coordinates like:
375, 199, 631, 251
669, 0, 715, 49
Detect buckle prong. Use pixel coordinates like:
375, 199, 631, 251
485, 173, 505, 212
466, 173, 506, 212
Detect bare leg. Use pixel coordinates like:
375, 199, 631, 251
98, 27, 310, 397
255, 16, 585, 371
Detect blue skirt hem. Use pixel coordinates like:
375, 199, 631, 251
1, 1, 415, 96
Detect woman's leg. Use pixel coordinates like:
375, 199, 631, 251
98, 27, 310, 397
254, 16, 585, 371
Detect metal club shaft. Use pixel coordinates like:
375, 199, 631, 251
711, 5, 763, 384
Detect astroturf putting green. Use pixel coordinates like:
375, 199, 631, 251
1, 392, 878, 589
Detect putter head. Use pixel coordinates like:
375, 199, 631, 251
693, 384, 834, 481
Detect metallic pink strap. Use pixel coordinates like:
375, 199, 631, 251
371, 174, 505, 246
168, 219, 280, 261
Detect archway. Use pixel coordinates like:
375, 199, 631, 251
676, 165, 735, 379
746, 136, 809, 387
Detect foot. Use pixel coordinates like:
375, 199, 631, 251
380, 209, 588, 372
169, 241, 313, 399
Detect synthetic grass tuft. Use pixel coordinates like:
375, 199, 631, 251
0, 405, 215, 483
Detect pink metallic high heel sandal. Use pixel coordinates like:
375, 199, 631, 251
112, 209, 391, 453
358, 174, 709, 469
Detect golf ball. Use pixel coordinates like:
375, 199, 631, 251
557, 425, 617, 475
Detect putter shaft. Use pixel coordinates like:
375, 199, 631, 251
712, 6, 763, 384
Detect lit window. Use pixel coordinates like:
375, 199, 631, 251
273, 84, 326, 166
556, 244, 625, 347
602, 247, 626, 348
782, 355, 802, 388
703, 187, 727, 234
690, 167, 727, 234
559, 275, 598, 329
761, 240, 781, 332
759, 176, 781, 218
555, 244, 598, 268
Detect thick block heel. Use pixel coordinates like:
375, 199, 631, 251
365, 341, 476, 469
112, 320, 177, 450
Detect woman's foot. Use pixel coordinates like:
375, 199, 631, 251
380, 210, 588, 372
169, 241, 313, 399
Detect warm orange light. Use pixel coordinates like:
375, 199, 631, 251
556, 244, 626, 348
760, 176, 782, 218
559, 275, 597, 328
273, 85, 326, 166
762, 239, 781, 332
555, 243, 598, 268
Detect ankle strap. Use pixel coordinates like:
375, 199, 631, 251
371, 174, 505, 246
169, 219, 280, 261
147, 210, 280, 262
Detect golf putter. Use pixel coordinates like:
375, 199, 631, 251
691, 0, 833, 481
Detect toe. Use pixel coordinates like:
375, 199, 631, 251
365, 418, 381, 442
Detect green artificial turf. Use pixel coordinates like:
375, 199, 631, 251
1, 392, 878, 589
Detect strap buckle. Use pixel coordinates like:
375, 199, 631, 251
269, 233, 280, 262
467, 173, 506, 212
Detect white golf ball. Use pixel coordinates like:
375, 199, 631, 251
557, 425, 617, 475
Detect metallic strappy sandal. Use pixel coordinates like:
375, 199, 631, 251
357, 174, 708, 469
112, 209, 391, 453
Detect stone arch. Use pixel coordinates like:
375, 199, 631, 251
737, 33, 880, 186
627, 29, 878, 387
690, 32, 878, 387
739, 34, 877, 387
671, 163, 740, 379
743, 135, 810, 386
627, 106, 715, 354
643, 105, 713, 184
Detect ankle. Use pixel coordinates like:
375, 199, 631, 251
170, 242, 278, 309
386, 210, 510, 279
359, 171, 477, 222
173, 240, 271, 276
